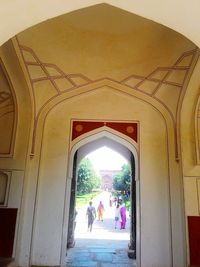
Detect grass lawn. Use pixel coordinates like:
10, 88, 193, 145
76, 191, 101, 209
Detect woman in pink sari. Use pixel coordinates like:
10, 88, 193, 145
120, 203, 127, 229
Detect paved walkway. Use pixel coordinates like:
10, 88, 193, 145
65, 191, 136, 267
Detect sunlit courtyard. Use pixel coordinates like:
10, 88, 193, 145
66, 191, 134, 267
75, 191, 130, 240
66, 147, 134, 266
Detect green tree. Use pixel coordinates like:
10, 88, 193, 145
77, 158, 100, 194
113, 164, 131, 191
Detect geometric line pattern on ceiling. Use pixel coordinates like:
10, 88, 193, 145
121, 49, 196, 96
19, 44, 198, 124
18, 42, 198, 157
19, 45, 197, 98
19, 45, 92, 92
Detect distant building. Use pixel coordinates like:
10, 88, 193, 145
99, 170, 120, 191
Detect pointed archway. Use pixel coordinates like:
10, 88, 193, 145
62, 130, 140, 266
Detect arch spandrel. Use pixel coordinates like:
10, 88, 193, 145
14, 4, 198, 158
30, 80, 173, 267
29, 79, 175, 162
18, 43, 198, 123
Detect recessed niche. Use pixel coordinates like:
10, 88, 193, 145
0, 172, 10, 206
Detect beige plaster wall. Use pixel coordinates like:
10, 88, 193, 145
0, 40, 32, 169
0, 4, 197, 266
0, 40, 33, 263
180, 56, 200, 264
15, 4, 197, 156
28, 83, 183, 267
181, 56, 200, 217
0, 1, 200, 48
0, 63, 15, 155
17, 4, 195, 82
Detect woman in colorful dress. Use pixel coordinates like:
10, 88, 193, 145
97, 200, 105, 221
120, 203, 127, 229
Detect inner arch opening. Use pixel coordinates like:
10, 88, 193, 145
65, 135, 139, 266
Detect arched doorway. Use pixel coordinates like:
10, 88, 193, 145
64, 131, 140, 266
26, 74, 183, 267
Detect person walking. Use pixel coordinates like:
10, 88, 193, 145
120, 203, 127, 229
114, 204, 120, 229
86, 201, 96, 232
109, 194, 112, 207
97, 201, 104, 221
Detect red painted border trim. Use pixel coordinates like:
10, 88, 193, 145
72, 120, 138, 142
188, 216, 200, 265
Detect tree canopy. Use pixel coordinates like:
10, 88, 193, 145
113, 164, 131, 191
77, 158, 100, 194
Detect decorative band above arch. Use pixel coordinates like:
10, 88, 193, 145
72, 120, 138, 142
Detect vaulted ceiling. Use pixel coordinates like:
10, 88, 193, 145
0, 1, 200, 47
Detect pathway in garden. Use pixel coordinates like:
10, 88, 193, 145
65, 191, 136, 267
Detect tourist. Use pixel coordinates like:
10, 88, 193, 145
114, 204, 120, 229
97, 201, 104, 221
118, 195, 123, 205
109, 194, 112, 207
113, 196, 117, 206
86, 201, 96, 232
120, 203, 127, 229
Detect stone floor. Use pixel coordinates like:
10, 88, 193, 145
65, 239, 136, 267
65, 191, 136, 267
